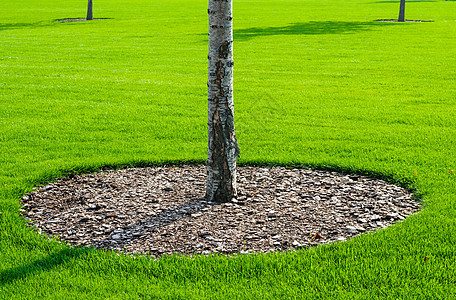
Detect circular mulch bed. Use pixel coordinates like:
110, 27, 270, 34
21, 165, 420, 257
375, 19, 433, 23
56, 18, 111, 22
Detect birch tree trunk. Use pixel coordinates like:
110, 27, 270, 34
398, 0, 405, 22
206, 0, 239, 203
87, 0, 93, 21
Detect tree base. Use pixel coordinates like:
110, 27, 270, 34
56, 18, 111, 22
375, 19, 433, 23
21, 164, 420, 257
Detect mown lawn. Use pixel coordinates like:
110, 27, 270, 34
1, 0, 455, 298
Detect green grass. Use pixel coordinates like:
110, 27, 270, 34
1, 0, 455, 298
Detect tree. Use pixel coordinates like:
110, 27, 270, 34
206, 0, 240, 202
398, 0, 405, 22
87, 0, 93, 21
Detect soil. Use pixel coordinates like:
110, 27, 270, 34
21, 165, 420, 257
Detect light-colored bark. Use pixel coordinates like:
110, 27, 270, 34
87, 0, 93, 21
206, 0, 239, 202
398, 0, 405, 22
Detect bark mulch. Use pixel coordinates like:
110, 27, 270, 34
56, 18, 111, 22
375, 19, 433, 22
22, 165, 420, 257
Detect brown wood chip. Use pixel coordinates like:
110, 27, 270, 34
22, 165, 420, 257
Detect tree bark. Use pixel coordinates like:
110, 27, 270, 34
206, 0, 239, 203
398, 0, 405, 22
87, 0, 93, 21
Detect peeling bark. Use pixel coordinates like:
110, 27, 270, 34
206, 0, 239, 202
87, 0, 93, 21
398, 0, 405, 22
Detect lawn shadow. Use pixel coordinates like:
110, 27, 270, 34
0, 18, 113, 31
0, 22, 46, 31
0, 247, 90, 286
234, 21, 398, 41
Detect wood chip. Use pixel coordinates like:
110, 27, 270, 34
21, 166, 420, 257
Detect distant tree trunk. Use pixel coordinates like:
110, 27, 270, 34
206, 0, 239, 203
398, 0, 405, 22
87, 0, 93, 21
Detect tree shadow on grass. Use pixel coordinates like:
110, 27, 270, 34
0, 22, 45, 31
234, 21, 398, 41
0, 247, 90, 286
0, 18, 112, 31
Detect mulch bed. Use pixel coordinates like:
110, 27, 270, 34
21, 165, 420, 257
375, 19, 433, 22
56, 18, 111, 22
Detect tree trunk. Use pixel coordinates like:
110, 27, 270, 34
398, 0, 405, 22
87, 0, 93, 21
206, 0, 239, 203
